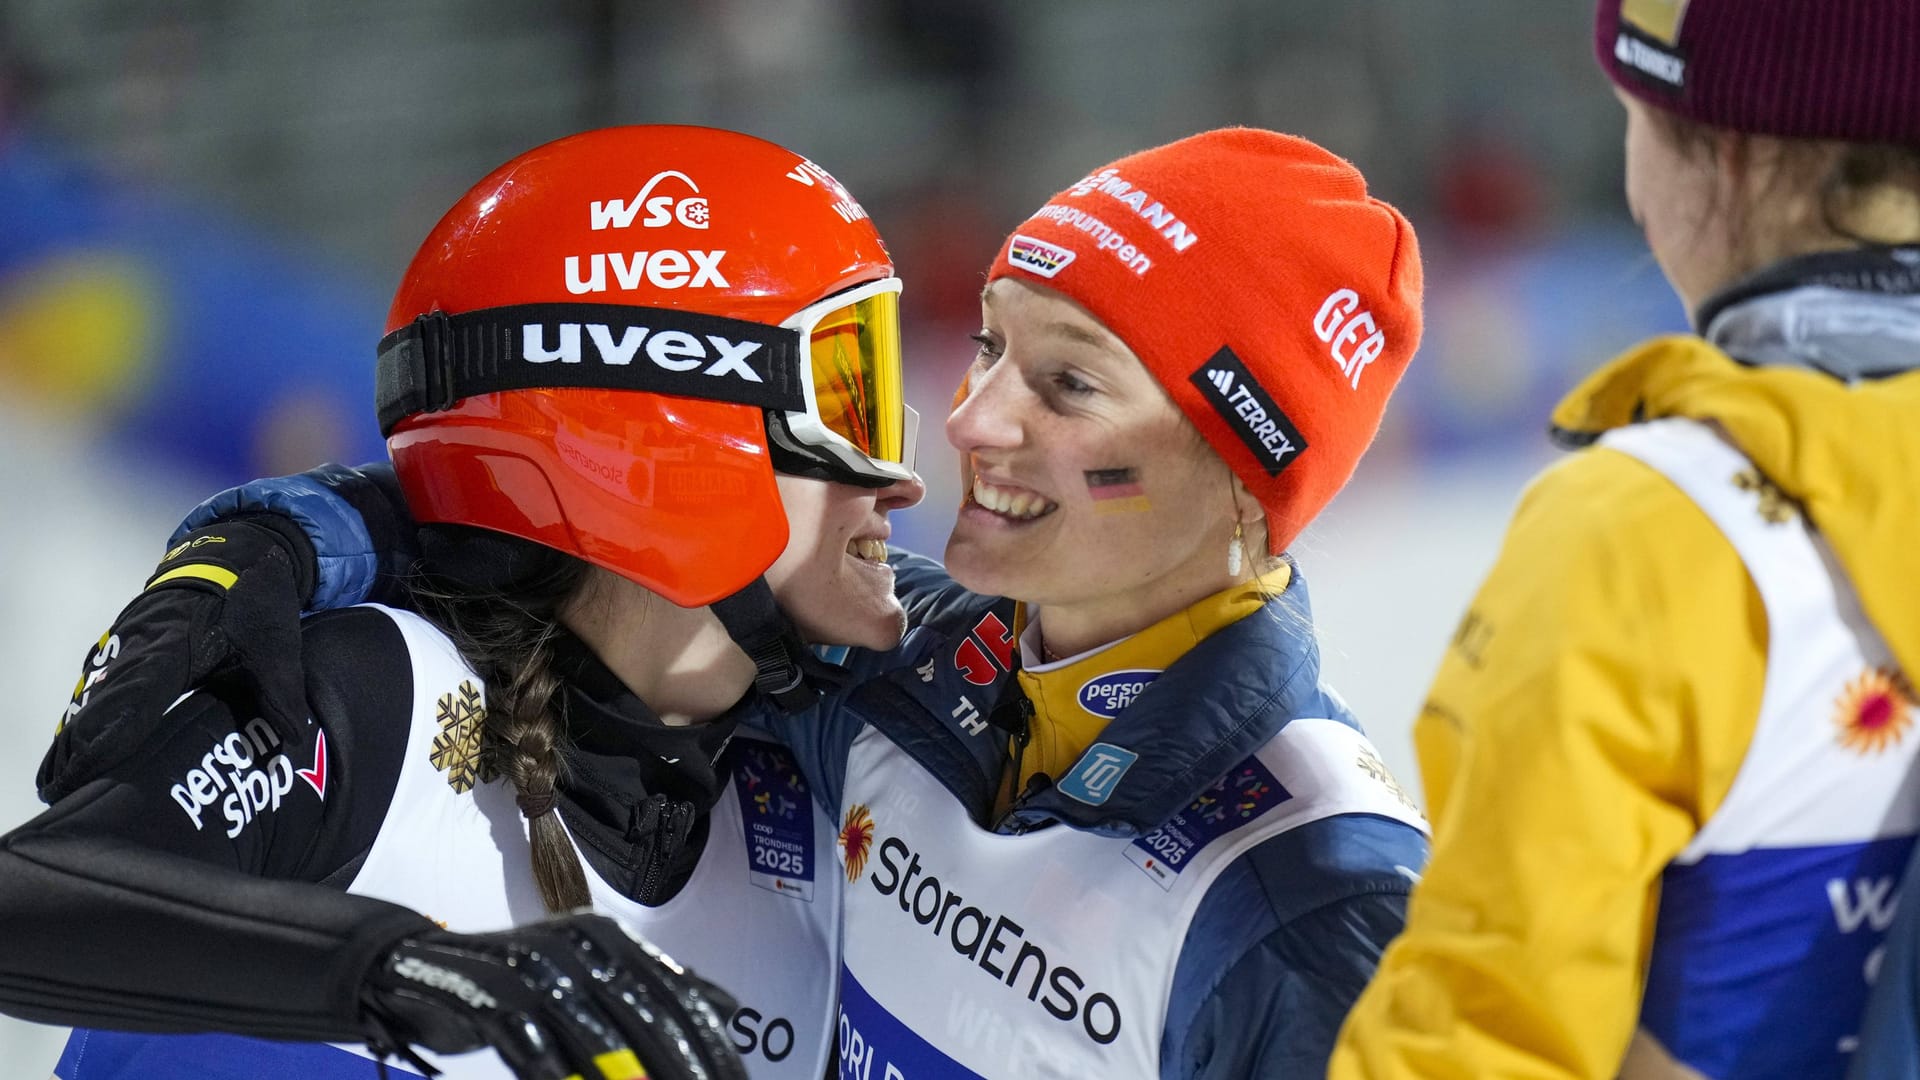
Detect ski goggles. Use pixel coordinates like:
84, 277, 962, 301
768, 276, 919, 488
375, 276, 918, 488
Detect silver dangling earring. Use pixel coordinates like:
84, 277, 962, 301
1227, 522, 1245, 577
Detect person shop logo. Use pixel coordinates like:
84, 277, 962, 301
1076, 670, 1159, 721
170, 719, 328, 839
867, 833, 1124, 1045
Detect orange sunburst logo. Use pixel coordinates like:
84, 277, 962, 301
839, 804, 876, 883
1833, 669, 1916, 755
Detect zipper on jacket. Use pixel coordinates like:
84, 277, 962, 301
629, 794, 696, 904
1009, 711, 1032, 802
986, 691, 1035, 826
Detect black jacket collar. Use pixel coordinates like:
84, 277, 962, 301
546, 630, 740, 904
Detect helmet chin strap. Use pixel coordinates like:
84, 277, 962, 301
708, 578, 846, 712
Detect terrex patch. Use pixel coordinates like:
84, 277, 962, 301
1190, 346, 1307, 477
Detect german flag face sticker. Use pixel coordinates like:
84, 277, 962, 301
1613, 0, 1691, 90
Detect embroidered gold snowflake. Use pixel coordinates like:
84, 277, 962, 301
1732, 468, 1796, 525
1355, 748, 1419, 813
431, 680, 491, 793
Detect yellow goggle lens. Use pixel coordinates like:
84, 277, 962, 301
808, 287, 904, 465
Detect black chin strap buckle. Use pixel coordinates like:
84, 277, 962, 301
711, 578, 833, 713
745, 636, 815, 711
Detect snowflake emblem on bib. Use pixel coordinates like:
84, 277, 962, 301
431, 680, 491, 793
1731, 468, 1797, 525
839, 804, 875, 883
1833, 668, 1915, 755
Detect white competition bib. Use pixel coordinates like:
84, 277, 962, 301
832, 717, 1424, 1078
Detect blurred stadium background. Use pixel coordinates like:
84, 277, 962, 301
0, 1, 1689, 1069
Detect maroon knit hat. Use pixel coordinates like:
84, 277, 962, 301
1596, 0, 1920, 143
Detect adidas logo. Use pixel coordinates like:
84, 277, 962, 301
1189, 347, 1307, 477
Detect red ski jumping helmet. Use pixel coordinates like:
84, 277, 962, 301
377, 125, 915, 608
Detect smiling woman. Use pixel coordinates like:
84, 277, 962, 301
46, 126, 1432, 1080
948, 128, 1423, 669
0, 125, 930, 1080
777, 128, 1434, 1079
948, 279, 1245, 654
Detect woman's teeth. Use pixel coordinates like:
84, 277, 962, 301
847, 538, 889, 563
972, 478, 1057, 520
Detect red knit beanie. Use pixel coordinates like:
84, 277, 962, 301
987, 128, 1423, 554
1597, 0, 1920, 142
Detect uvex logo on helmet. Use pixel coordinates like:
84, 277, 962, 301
564, 250, 730, 294
589, 170, 711, 230
523, 323, 768, 382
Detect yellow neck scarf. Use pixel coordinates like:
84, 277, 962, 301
1010, 567, 1290, 797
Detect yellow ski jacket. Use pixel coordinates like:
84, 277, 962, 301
1331, 335, 1920, 1078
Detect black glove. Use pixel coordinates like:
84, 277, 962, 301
362, 914, 748, 1080
38, 514, 318, 803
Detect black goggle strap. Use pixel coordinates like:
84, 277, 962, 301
709, 577, 839, 713
376, 303, 806, 437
